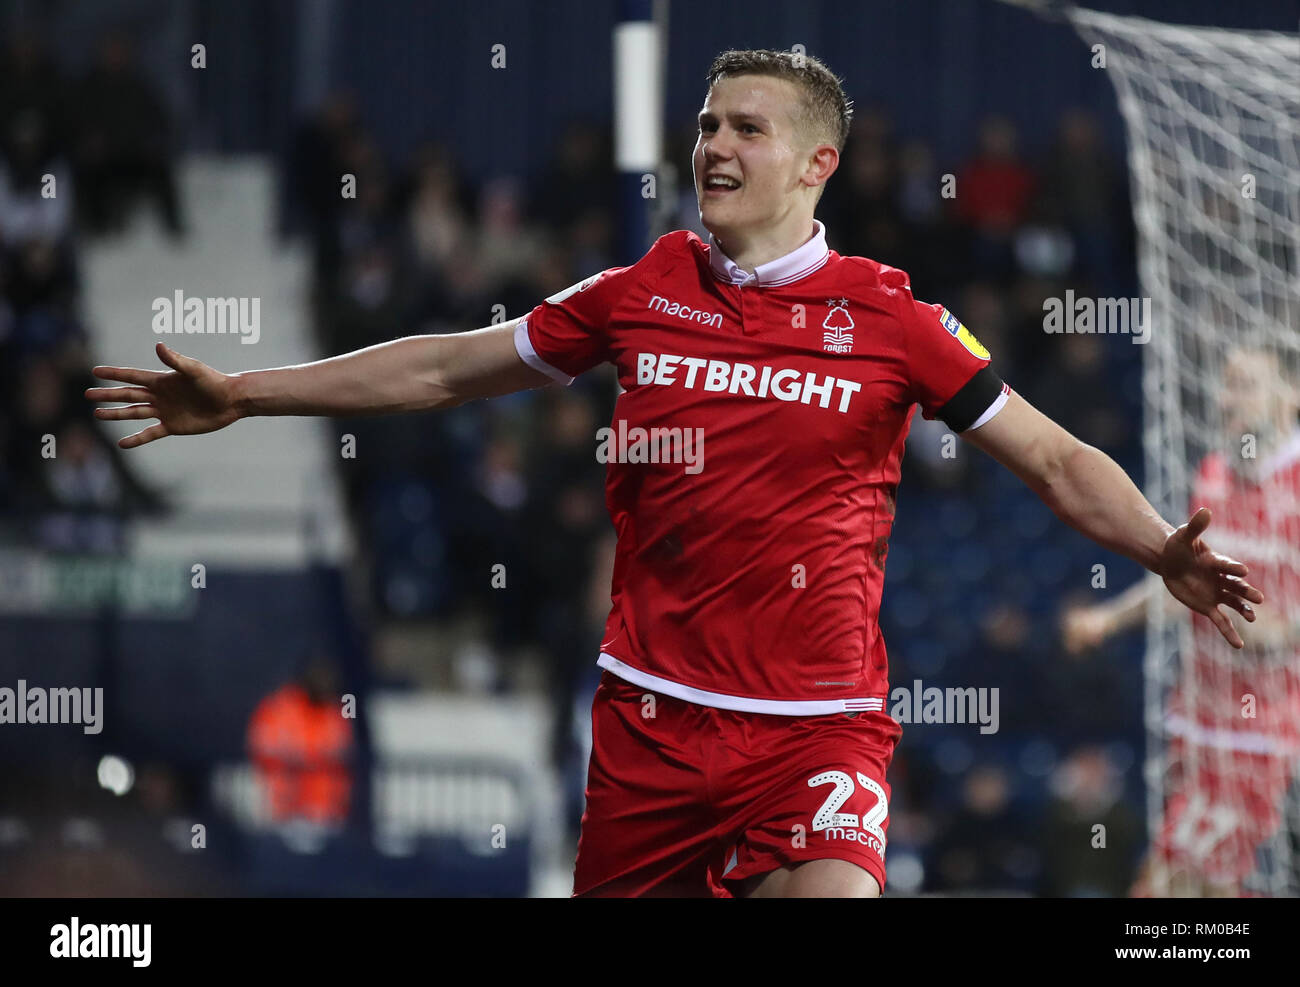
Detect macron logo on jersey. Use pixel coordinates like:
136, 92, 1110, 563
648, 294, 724, 328
636, 353, 862, 414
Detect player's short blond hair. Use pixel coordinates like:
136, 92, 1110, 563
706, 48, 853, 152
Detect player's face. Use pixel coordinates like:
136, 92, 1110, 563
693, 75, 814, 237
1220, 350, 1289, 446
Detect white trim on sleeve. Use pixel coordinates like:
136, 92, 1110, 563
597, 652, 885, 716
1166, 714, 1300, 755
514, 317, 575, 385
966, 382, 1011, 431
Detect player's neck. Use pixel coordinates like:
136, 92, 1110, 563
710, 215, 818, 275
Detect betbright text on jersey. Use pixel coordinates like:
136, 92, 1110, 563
514, 221, 1010, 715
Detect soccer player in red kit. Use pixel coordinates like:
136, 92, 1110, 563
87, 49, 1264, 897
1064, 347, 1300, 895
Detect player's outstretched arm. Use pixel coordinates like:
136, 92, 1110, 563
86, 318, 552, 449
962, 390, 1264, 649
1060, 577, 1154, 653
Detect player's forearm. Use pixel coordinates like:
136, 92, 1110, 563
1035, 441, 1175, 575
1242, 606, 1300, 650
231, 335, 460, 418
1101, 576, 1157, 633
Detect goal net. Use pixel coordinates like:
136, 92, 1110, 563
1065, 7, 1300, 896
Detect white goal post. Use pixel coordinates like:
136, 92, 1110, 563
1063, 6, 1300, 896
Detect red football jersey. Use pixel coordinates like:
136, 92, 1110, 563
515, 222, 1008, 713
1168, 428, 1300, 747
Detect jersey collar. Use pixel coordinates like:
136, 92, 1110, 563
707, 220, 830, 287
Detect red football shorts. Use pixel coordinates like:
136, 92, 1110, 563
573, 670, 902, 897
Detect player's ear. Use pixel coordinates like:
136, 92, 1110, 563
803, 143, 839, 192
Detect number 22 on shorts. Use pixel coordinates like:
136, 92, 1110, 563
807, 769, 888, 855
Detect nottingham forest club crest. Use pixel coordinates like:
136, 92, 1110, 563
822, 298, 855, 354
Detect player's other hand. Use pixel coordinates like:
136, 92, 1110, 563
1158, 506, 1264, 649
85, 343, 242, 448
1060, 605, 1113, 654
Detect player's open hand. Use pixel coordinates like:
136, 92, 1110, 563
85, 343, 242, 449
1158, 507, 1264, 649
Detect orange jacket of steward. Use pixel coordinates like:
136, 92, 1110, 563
247, 683, 354, 824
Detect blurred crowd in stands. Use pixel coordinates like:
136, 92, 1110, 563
1, 23, 1153, 892
0, 30, 175, 551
